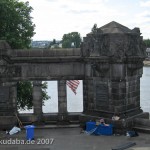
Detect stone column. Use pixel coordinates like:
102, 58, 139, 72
83, 80, 88, 113
0, 82, 17, 129
57, 80, 68, 123
33, 81, 42, 122
10, 82, 17, 114
83, 79, 94, 114
0, 82, 16, 115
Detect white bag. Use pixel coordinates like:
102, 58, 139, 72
9, 126, 21, 135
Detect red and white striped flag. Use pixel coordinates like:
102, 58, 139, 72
66, 80, 80, 95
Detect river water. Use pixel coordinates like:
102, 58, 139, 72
20, 66, 150, 114
140, 66, 150, 113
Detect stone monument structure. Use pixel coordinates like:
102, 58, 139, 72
80, 21, 148, 130
82, 22, 146, 115
0, 21, 148, 130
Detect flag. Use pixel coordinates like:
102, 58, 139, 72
66, 80, 80, 95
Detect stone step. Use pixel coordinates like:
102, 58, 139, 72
133, 126, 150, 134
69, 120, 80, 124
21, 121, 80, 129
21, 124, 80, 129
35, 124, 80, 129
134, 118, 150, 127
44, 121, 57, 125
44, 120, 80, 126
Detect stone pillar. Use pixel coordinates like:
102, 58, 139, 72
0, 82, 15, 115
0, 82, 17, 129
57, 80, 68, 123
83, 80, 88, 113
83, 80, 94, 114
33, 81, 42, 122
10, 82, 17, 114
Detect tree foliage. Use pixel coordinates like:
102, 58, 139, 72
0, 0, 35, 49
48, 39, 58, 48
62, 32, 82, 48
17, 81, 50, 110
0, 0, 49, 110
17, 81, 33, 110
143, 39, 150, 48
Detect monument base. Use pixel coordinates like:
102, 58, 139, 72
79, 112, 149, 134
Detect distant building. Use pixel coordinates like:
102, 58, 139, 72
31, 40, 62, 49
31, 41, 51, 48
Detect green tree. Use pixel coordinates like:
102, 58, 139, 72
48, 39, 57, 48
144, 39, 150, 48
52, 39, 56, 45
17, 81, 33, 110
0, 0, 35, 49
17, 81, 50, 110
0, 0, 49, 110
62, 32, 82, 48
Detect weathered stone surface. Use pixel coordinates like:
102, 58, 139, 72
33, 81, 43, 122
0, 116, 17, 129
0, 21, 147, 128
82, 21, 146, 118
58, 80, 67, 114
0, 40, 11, 56
82, 21, 146, 59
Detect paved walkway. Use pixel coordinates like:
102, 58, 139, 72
0, 127, 150, 150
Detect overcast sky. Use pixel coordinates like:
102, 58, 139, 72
19, 0, 150, 40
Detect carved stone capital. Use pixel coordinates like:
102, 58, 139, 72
82, 21, 146, 60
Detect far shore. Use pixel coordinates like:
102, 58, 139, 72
144, 60, 150, 66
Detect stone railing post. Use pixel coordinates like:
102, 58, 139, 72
33, 81, 43, 122
83, 80, 94, 113
57, 80, 68, 123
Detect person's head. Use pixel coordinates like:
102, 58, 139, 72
100, 118, 104, 124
